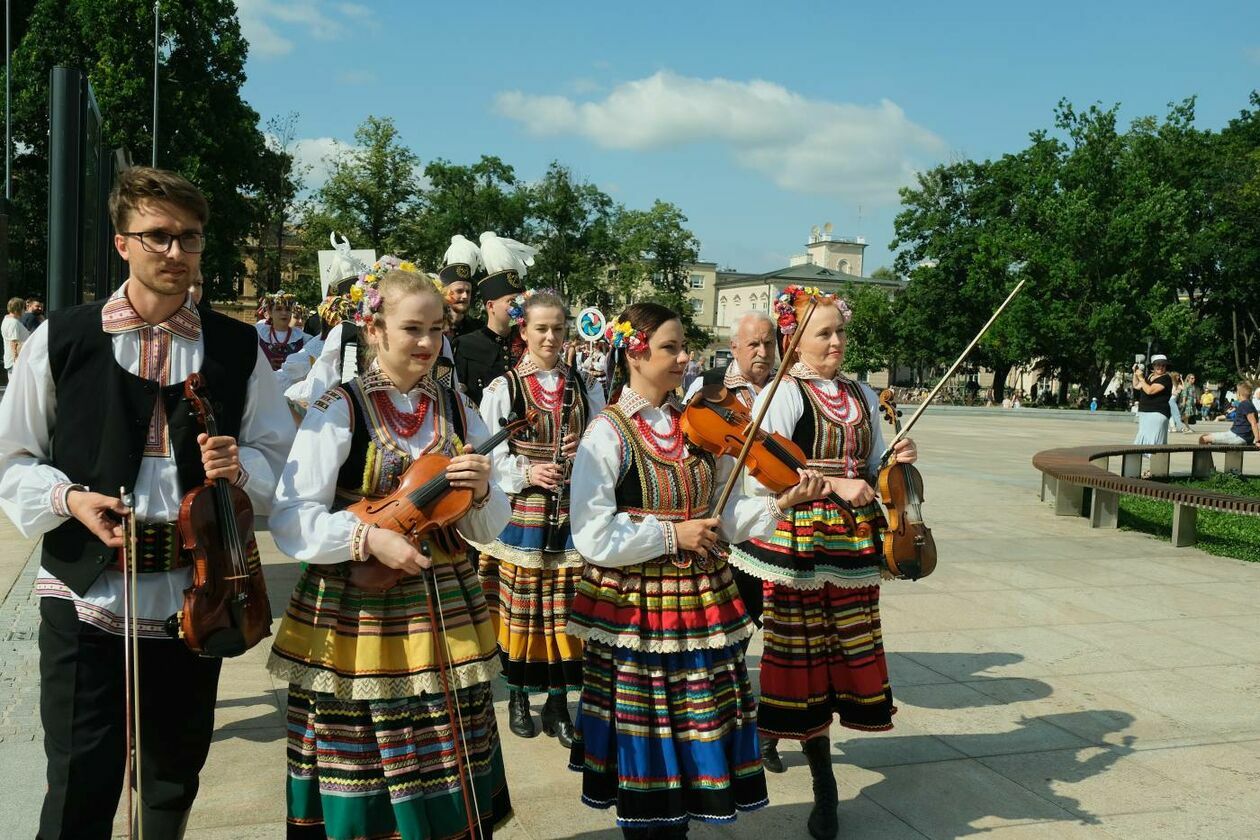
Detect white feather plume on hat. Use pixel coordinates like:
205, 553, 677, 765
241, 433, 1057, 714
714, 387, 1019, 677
442, 234, 482, 271
479, 231, 537, 279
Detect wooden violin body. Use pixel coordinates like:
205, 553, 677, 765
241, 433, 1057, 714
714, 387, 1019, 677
682, 386, 871, 538
346, 453, 474, 592
177, 482, 272, 655
175, 373, 272, 657
347, 411, 535, 592
876, 390, 936, 580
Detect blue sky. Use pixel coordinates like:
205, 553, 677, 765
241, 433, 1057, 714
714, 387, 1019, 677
236, 0, 1260, 274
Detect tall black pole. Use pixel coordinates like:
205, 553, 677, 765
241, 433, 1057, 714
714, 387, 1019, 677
48, 67, 83, 312
151, 2, 159, 166
5, 0, 11, 199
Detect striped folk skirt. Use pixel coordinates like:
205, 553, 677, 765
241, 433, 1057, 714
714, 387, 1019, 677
567, 560, 766, 828
758, 581, 896, 739
477, 555, 584, 693
285, 684, 513, 840
729, 498, 887, 589
568, 641, 767, 828
267, 547, 499, 700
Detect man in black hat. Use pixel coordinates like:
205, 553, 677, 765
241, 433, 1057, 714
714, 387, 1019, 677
440, 234, 485, 341
453, 232, 533, 406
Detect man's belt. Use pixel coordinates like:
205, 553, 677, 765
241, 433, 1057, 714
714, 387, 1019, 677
113, 521, 191, 574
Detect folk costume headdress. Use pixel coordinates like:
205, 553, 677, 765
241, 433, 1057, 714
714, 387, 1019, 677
506, 287, 562, 327
439, 234, 483, 291
258, 291, 297, 323
348, 255, 432, 326
478, 232, 537, 302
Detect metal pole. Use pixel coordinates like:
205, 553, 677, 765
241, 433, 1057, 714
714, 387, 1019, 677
151, 2, 159, 166
5, 0, 12, 199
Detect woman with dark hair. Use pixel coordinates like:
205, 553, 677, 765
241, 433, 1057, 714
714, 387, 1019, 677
729, 286, 917, 840
566, 302, 826, 838
472, 289, 605, 745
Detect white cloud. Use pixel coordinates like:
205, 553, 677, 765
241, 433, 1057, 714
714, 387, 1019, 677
494, 71, 947, 203
289, 136, 348, 188
237, 0, 376, 58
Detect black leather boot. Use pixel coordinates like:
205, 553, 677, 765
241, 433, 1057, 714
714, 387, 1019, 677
507, 689, 537, 738
135, 806, 190, 840
802, 736, 839, 840
540, 693, 575, 748
760, 735, 785, 773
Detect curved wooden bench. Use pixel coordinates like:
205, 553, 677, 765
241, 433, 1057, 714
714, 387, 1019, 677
1032, 444, 1258, 547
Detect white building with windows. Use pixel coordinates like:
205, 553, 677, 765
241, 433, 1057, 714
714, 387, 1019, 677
684, 225, 902, 356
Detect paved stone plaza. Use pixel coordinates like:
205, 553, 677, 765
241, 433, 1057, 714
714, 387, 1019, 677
2, 411, 1259, 839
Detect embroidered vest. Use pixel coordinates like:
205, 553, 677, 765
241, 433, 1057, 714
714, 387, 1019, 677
789, 376, 874, 479
332, 378, 469, 555
602, 406, 714, 536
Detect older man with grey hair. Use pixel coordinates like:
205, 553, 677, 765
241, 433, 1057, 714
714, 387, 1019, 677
684, 310, 777, 407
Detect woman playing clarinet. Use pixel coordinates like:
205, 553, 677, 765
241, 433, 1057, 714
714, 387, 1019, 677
267, 263, 514, 839
567, 302, 826, 839
471, 289, 605, 745
729, 285, 918, 840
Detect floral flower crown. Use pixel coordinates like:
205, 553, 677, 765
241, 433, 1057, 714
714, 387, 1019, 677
506, 287, 560, 326
605, 319, 648, 353
349, 255, 426, 325
773, 284, 852, 335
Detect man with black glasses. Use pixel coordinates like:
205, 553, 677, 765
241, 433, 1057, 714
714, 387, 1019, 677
0, 166, 294, 839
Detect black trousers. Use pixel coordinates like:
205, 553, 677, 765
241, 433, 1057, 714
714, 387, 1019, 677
37, 597, 222, 840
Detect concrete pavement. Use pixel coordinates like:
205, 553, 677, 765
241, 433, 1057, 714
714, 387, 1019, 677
2, 412, 1259, 838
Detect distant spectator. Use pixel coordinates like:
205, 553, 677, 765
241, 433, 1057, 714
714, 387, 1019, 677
1200, 381, 1258, 447
2, 297, 31, 377
1180, 373, 1200, 427
1168, 372, 1186, 433
19, 297, 44, 333
1132, 353, 1172, 447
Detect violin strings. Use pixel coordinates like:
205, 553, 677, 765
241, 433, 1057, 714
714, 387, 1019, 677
430, 566, 485, 834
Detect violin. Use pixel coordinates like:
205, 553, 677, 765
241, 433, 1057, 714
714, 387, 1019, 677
347, 410, 537, 592
876, 390, 936, 580
174, 373, 273, 657
681, 385, 870, 538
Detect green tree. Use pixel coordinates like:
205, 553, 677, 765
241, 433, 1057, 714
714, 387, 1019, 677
405, 155, 531, 267
310, 116, 419, 255
6, 0, 268, 301
842, 283, 897, 377
248, 112, 306, 297
528, 162, 618, 302
611, 201, 710, 348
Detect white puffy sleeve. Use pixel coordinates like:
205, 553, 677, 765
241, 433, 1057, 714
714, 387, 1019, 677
454, 393, 512, 543
860, 383, 887, 481
269, 390, 359, 564
236, 348, 298, 514
479, 375, 528, 495
569, 414, 672, 567
0, 324, 76, 538
286, 324, 343, 404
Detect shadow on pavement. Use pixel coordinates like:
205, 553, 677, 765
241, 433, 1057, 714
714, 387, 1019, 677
211, 693, 286, 744
564, 710, 1136, 840
894, 651, 1054, 707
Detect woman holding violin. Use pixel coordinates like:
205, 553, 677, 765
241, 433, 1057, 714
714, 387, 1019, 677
267, 264, 515, 839
728, 285, 918, 840
470, 289, 604, 745
566, 302, 826, 839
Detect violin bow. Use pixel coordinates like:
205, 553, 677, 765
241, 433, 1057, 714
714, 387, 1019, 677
119, 488, 145, 840
879, 277, 1028, 467
708, 296, 820, 517
420, 543, 483, 839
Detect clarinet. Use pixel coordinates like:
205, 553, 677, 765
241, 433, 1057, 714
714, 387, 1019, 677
542, 344, 579, 554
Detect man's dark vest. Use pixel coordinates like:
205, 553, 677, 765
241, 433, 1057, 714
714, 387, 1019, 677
338, 322, 362, 382
454, 326, 516, 406
42, 301, 256, 596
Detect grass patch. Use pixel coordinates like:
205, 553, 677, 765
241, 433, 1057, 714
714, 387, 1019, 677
1117, 472, 1260, 563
